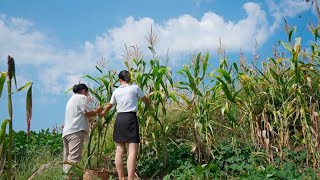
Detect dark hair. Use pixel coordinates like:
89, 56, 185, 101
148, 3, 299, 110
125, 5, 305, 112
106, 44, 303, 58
119, 70, 131, 83
73, 83, 88, 94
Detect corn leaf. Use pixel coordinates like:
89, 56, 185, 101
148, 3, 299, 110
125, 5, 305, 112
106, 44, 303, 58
95, 66, 103, 74
26, 85, 32, 134
280, 41, 293, 52
0, 119, 9, 175
11, 81, 32, 94
82, 75, 101, 85
202, 52, 209, 78
0, 72, 7, 99
217, 69, 232, 84
65, 87, 73, 95
215, 76, 234, 103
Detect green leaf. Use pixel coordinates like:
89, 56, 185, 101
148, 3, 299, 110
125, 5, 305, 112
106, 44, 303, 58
0, 72, 7, 99
288, 29, 293, 42
11, 81, 32, 94
280, 41, 293, 52
0, 119, 9, 175
202, 52, 209, 78
88, 88, 102, 102
82, 75, 101, 85
253, 64, 272, 84
95, 66, 103, 73
215, 76, 234, 102
0, 119, 9, 145
233, 62, 238, 73
182, 65, 197, 93
269, 68, 279, 83
65, 87, 73, 95
217, 69, 232, 84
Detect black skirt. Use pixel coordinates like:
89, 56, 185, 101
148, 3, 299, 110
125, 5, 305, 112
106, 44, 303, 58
113, 112, 140, 143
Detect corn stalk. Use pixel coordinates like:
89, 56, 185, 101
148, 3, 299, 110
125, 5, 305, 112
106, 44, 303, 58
0, 56, 33, 179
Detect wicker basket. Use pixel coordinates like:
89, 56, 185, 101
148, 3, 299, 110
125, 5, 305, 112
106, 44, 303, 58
83, 168, 109, 180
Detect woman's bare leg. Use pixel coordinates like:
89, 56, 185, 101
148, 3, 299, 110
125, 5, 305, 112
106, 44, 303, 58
115, 142, 126, 180
127, 143, 139, 180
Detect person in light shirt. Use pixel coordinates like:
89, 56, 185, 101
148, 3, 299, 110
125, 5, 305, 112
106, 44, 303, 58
100, 70, 150, 180
62, 83, 102, 174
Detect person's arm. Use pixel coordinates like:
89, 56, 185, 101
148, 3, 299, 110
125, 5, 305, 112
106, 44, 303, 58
84, 106, 102, 118
136, 85, 150, 105
141, 95, 150, 105
79, 95, 102, 118
99, 103, 113, 117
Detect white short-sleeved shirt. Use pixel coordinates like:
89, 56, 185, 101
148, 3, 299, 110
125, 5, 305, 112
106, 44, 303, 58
62, 94, 94, 138
110, 84, 145, 113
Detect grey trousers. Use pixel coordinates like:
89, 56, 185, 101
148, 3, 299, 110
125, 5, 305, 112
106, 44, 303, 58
63, 130, 86, 174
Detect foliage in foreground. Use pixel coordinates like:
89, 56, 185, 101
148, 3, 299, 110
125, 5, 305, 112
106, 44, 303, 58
3, 130, 318, 179
0, 130, 63, 180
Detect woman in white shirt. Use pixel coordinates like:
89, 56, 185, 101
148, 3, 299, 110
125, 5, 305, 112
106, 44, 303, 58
100, 70, 150, 180
62, 83, 102, 174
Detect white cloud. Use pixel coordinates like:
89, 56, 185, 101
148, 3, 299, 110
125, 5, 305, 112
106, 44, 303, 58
267, 0, 311, 32
94, 2, 269, 59
0, 1, 310, 95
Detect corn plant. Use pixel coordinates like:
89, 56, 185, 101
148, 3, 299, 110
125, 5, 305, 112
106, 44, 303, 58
0, 56, 32, 179
176, 52, 218, 163
82, 62, 118, 169
123, 43, 177, 172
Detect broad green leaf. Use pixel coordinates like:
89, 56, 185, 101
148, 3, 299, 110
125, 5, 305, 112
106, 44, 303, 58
0, 137, 7, 175
269, 68, 279, 83
217, 69, 232, 84
215, 76, 234, 103
280, 41, 293, 52
100, 78, 110, 91
166, 70, 174, 86
233, 62, 238, 73
0, 72, 7, 99
202, 52, 209, 78
182, 65, 197, 93
136, 72, 142, 85
0, 119, 9, 175
0, 119, 9, 145
159, 67, 167, 76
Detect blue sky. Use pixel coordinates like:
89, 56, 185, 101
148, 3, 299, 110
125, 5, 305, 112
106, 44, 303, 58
0, 0, 317, 132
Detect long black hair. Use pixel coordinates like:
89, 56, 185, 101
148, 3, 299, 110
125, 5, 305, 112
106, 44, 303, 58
73, 83, 88, 94
119, 70, 131, 83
